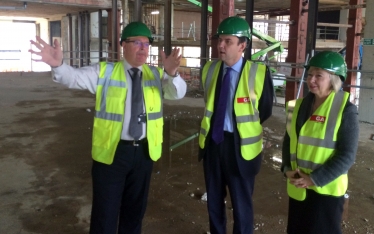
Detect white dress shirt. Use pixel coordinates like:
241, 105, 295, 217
52, 60, 187, 140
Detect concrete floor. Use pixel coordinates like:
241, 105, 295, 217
1, 72, 374, 234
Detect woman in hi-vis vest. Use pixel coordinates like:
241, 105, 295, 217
282, 51, 359, 234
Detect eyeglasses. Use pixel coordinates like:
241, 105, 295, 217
125, 40, 150, 48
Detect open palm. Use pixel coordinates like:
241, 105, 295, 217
29, 36, 63, 67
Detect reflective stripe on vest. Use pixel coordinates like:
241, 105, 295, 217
92, 62, 164, 164
199, 60, 266, 160
286, 91, 349, 198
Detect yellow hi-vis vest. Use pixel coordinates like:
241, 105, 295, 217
199, 60, 266, 160
285, 91, 349, 201
92, 61, 164, 165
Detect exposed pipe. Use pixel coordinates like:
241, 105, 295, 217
0, 2, 27, 10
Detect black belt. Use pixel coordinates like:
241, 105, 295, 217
119, 138, 147, 146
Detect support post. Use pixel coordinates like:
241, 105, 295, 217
344, 0, 362, 104
211, 0, 235, 59
98, 10, 103, 62
285, 0, 308, 101
164, 0, 172, 56
200, 0, 208, 76
68, 14, 73, 66
244, 0, 254, 60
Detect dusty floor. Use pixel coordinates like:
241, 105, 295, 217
1, 72, 374, 234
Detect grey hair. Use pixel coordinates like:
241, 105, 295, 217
329, 73, 342, 92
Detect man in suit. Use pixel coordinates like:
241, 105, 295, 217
198, 16, 273, 234
29, 22, 186, 234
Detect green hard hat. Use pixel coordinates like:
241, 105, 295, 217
216, 16, 251, 40
306, 51, 347, 81
120, 22, 153, 44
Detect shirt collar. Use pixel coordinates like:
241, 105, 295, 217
123, 59, 143, 72
223, 57, 243, 73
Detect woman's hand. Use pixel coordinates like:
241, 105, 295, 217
286, 169, 315, 188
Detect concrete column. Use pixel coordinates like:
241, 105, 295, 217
60, 15, 70, 64
133, 0, 142, 22
158, 5, 165, 67
359, 0, 374, 123
171, 1, 174, 38
72, 15, 78, 66
122, 0, 129, 26
339, 9, 348, 42
78, 12, 83, 67
90, 12, 100, 64
158, 5, 165, 38
200, 0, 209, 88
267, 15, 277, 61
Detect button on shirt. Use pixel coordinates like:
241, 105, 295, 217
222, 58, 243, 133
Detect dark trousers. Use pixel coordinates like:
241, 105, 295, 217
287, 189, 344, 234
89, 141, 153, 234
203, 133, 256, 234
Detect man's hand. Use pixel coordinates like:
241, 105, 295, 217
29, 36, 63, 67
160, 47, 181, 77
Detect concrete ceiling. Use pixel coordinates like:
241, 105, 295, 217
0, 1, 102, 19
0, 0, 354, 19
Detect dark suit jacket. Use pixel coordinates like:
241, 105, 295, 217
199, 58, 274, 177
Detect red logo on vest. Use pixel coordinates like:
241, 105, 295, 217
310, 115, 326, 123
237, 97, 250, 103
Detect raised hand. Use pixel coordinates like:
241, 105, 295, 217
160, 47, 181, 76
29, 36, 63, 67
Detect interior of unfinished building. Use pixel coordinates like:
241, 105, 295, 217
1, 0, 374, 233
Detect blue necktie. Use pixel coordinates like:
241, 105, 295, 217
212, 67, 232, 144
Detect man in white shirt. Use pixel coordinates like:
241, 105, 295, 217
29, 21, 186, 234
